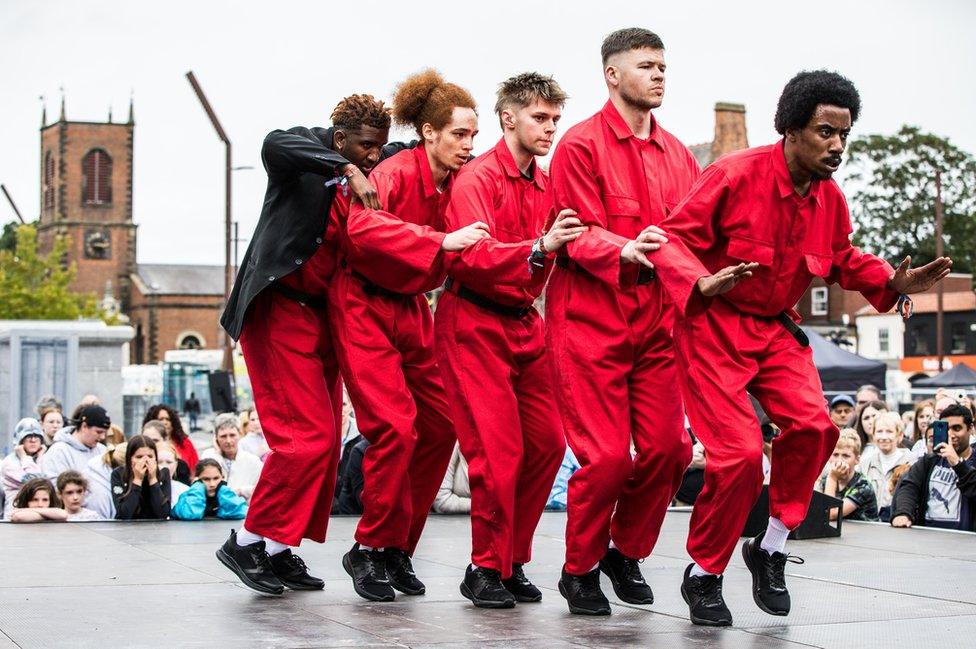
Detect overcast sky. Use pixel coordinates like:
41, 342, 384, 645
2, 0, 974, 266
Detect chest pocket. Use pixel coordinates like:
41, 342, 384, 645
726, 236, 774, 267
603, 194, 642, 238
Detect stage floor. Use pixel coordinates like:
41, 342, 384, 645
1, 511, 974, 648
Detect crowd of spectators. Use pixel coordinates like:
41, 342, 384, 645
2, 383, 973, 537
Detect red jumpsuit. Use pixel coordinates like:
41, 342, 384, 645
435, 138, 566, 579
547, 101, 699, 575
239, 199, 343, 546
328, 145, 457, 554
651, 142, 900, 574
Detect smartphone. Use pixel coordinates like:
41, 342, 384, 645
931, 419, 949, 450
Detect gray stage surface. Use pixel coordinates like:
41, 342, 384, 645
1, 511, 974, 648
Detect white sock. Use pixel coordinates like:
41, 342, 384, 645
264, 538, 290, 556
360, 545, 383, 552
236, 527, 263, 547
761, 516, 790, 555
690, 563, 718, 578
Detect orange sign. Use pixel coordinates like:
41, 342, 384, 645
900, 355, 976, 373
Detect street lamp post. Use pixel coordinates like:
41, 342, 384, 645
185, 70, 233, 371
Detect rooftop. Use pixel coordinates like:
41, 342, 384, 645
132, 263, 224, 296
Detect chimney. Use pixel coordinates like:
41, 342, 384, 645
710, 102, 748, 161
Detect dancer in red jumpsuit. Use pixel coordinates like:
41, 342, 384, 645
648, 70, 952, 626
435, 73, 585, 609
329, 69, 490, 602
547, 28, 699, 615
216, 95, 397, 595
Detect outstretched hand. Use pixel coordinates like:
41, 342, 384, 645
888, 256, 952, 294
695, 263, 759, 297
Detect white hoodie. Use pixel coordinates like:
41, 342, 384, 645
44, 428, 105, 480
84, 454, 115, 519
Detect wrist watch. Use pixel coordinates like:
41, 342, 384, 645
527, 237, 547, 275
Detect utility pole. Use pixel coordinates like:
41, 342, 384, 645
935, 170, 945, 371
1, 184, 26, 224
185, 71, 233, 371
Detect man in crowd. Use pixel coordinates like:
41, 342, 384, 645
856, 385, 883, 408
649, 69, 952, 626
829, 395, 855, 429
546, 28, 701, 616
891, 404, 976, 532
817, 430, 878, 521
44, 405, 109, 479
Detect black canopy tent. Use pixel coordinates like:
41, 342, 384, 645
911, 362, 976, 388
802, 327, 887, 394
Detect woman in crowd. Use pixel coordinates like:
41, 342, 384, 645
57, 470, 101, 521
854, 400, 888, 462
2, 418, 47, 518
10, 478, 66, 523
238, 406, 270, 461
143, 404, 198, 469
156, 440, 190, 503
85, 442, 126, 520
912, 400, 935, 446
859, 412, 915, 522
173, 458, 247, 520
110, 435, 171, 520
141, 420, 191, 484
201, 413, 263, 501
39, 407, 64, 446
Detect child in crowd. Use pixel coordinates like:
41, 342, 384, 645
57, 470, 101, 521
156, 441, 190, 503
818, 431, 879, 521
110, 435, 171, 520
2, 418, 47, 518
173, 459, 247, 520
10, 478, 66, 523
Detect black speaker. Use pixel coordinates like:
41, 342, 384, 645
742, 486, 844, 540
208, 370, 237, 413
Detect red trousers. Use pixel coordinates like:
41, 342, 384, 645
546, 273, 692, 575
328, 271, 456, 554
239, 290, 342, 546
435, 294, 566, 579
675, 298, 839, 574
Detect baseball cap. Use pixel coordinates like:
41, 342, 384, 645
77, 405, 111, 429
13, 418, 45, 444
830, 395, 855, 409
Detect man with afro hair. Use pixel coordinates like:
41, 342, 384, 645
649, 69, 952, 626
328, 69, 491, 603
217, 93, 413, 597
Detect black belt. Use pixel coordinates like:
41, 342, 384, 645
775, 312, 810, 347
271, 282, 328, 309
444, 278, 533, 319
554, 256, 655, 285
341, 260, 412, 300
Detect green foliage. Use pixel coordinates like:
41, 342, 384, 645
0, 221, 19, 252
0, 224, 106, 321
846, 126, 976, 278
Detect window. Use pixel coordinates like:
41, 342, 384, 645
811, 287, 828, 316
177, 333, 204, 350
951, 322, 967, 354
878, 327, 889, 354
82, 149, 112, 204
43, 151, 55, 209
912, 324, 930, 355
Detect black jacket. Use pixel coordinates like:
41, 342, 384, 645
890, 452, 976, 530
221, 127, 411, 341
111, 466, 172, 520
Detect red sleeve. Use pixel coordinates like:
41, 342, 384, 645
444, 169, 543, 288
651, 165, 730, 316
549, 137, 630, 287
345, 170, 448, 293
826, 197, 899, 313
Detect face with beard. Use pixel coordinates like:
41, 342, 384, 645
786, 104, 851, 182
605, 47, 666, 111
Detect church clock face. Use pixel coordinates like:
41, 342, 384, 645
84, 228, 112, 260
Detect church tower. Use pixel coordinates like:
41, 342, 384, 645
37, 96, 138, 309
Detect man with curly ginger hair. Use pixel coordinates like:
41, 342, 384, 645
216, 93, 412, 597
435, 72, 585, 608
649, 70, 952, 626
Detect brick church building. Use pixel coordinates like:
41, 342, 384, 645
37, 99, 224, 364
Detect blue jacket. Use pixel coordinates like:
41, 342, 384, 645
173, 480, 247, 520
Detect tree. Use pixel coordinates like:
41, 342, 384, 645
0, 221, 19, 252
0, 224, 103, 320
846, 126, 976, 278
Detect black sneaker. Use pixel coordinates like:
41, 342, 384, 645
502, 563, 542, 603
215, 529, 285, 596
599, 547, 654, 605
741, 533, 803, 616
558, 566, 611, 616
269, 549, 324, 591
680, 563, 732, 627
459, 565, 516, 609
384, 548, 426, 595
342, 543, 395, 602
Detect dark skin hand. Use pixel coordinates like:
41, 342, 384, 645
335, 125, 390, 210
696, 263, 759, 296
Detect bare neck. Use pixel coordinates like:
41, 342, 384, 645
425, 146, 451, 190
609, 95, 652, 139
503, 132, 534, 174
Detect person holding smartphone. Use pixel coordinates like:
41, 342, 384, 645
890, 404, 976, 532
